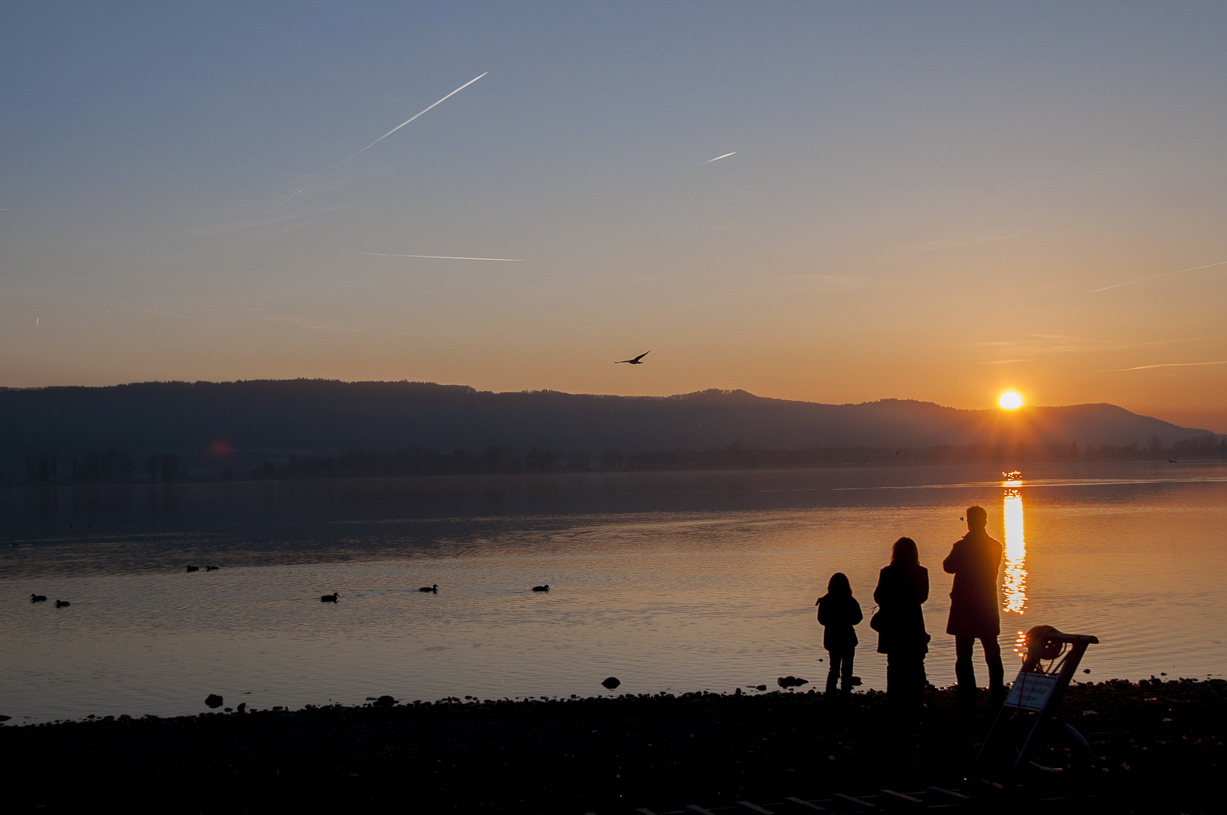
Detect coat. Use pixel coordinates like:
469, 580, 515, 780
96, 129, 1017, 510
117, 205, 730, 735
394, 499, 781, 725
816, 593, 863, 652
942, 528, 1003, 637
872, 563, 929, 655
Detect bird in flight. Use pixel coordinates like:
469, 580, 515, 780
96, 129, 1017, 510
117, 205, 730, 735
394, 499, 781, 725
615, 351, 650, 365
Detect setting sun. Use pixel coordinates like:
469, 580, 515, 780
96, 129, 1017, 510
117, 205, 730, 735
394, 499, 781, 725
998, 391, 1024, 410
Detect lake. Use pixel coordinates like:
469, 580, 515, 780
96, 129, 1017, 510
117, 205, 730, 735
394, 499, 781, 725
2, 461, 1225, 724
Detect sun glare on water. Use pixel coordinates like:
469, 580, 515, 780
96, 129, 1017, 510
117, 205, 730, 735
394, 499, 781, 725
998, 391, 1023, 410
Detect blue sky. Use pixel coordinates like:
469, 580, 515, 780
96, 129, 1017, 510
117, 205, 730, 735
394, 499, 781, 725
3, 2, 1225, 430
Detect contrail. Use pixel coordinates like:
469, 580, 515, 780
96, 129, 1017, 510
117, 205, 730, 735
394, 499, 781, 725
1100, 360, 1227, 372
1092, 260, 1227, 292
275, 186, 308, 207
357, 252, 524, 262
704, 152, 736, 163
337, 72, 487, 166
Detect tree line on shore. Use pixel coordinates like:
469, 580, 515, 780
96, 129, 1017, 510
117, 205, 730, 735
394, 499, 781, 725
9, 433, 1225, 486
18, 451, 180, 485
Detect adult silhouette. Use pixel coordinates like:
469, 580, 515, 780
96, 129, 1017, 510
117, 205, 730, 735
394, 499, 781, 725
943, 505, 1004, 704
873, 537, 929, 713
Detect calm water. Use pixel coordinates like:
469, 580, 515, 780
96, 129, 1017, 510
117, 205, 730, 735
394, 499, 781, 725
2, 461, 1225, 724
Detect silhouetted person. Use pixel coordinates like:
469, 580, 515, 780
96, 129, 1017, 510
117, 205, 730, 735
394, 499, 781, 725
873, 537, 929, 713
943, 505, 1005, 704
816, 572, 863, 698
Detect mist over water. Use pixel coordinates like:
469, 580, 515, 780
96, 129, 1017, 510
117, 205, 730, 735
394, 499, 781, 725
2, 461, 1225, 724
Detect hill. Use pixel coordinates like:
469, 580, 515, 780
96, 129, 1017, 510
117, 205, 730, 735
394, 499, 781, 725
0, 380, 1220, 480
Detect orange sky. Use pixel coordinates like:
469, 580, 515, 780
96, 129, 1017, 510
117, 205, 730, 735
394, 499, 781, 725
2, 3, 1224, 432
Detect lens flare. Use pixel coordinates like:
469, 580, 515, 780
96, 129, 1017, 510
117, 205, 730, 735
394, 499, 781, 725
998, 391, 1023, 410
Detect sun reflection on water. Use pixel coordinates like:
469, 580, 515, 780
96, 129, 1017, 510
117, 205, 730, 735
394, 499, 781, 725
1002, 474, 1027, 614
1013, 629, 1028, 661
1003, 473, 1028, 659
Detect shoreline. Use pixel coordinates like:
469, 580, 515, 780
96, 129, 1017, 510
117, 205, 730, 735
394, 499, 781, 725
2, 678, 1223, 813
5, 456, 1226, 492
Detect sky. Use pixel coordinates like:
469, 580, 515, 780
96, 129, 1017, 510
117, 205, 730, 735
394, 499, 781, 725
2, 1, 1225, 432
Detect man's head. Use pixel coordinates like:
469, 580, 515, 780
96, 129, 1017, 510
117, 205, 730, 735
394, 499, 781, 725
966, 505, 987, 530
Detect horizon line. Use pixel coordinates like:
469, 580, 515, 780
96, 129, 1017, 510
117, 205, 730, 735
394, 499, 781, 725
0, 378, 1187, 413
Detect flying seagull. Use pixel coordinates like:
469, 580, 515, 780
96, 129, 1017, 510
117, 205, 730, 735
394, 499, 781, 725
615, 351, 650, 365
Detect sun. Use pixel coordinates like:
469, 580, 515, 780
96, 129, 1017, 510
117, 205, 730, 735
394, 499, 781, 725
998, 391, 1024, 411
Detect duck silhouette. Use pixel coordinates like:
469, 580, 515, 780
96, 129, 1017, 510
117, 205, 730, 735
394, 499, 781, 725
615, 351, 650, 365
30, 594, 47, 603
205, 565, 220, 571
418, 584, 438, 593
320, 592, 339, 603
185, 565, 199, 573
532, 585, 550, 592
54, 600, 71, 608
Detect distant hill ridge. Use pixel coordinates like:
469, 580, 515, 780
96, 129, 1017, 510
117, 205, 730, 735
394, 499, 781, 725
0, 380, 1218, 467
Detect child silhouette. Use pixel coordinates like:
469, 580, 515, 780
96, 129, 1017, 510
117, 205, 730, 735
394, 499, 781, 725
816, 572, 863, 697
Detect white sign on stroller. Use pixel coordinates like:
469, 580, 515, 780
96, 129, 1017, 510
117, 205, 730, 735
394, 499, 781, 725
1003, 671, 1058, 711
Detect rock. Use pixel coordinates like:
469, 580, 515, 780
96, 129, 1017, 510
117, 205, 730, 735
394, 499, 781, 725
601, 677, 621, 690
374, 695, 396, 707
755, 684, 767, 691
205, 694, 224, 709
236, 702, 246, 713
777, 676, 809, 689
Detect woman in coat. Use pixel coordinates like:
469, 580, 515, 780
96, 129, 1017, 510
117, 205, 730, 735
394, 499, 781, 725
873, 536, 930, 712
